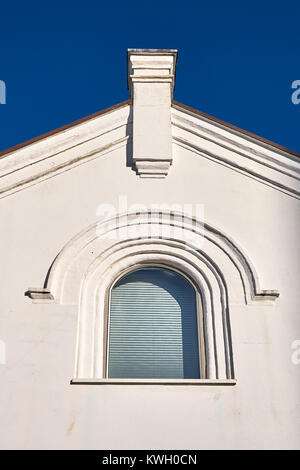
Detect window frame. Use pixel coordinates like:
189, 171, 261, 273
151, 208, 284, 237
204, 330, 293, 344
61, 211, 245, 385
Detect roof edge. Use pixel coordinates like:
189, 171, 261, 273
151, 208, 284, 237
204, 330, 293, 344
1, 97, 298, 161
0, 99, 132, 159
172, 100, 299, 159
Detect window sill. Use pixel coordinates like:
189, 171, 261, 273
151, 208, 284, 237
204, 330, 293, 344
70, 378, 237, 386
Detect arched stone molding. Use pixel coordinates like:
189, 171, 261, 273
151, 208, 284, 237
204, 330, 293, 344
45, 211, 279, 306
27, 211, 279, 381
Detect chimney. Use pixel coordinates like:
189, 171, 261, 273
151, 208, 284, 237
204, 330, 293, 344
127, 49, 177, 178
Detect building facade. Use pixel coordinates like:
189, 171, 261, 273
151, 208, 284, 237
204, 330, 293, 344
0, 49, 299, 449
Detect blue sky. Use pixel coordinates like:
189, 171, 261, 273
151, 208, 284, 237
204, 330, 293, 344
0, 2, 299, 153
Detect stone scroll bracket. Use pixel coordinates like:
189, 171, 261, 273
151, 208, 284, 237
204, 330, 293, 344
25, 287, 54, 303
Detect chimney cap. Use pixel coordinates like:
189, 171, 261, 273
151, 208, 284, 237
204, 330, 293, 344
127, 48, 178, 53
127, 48, 178, 95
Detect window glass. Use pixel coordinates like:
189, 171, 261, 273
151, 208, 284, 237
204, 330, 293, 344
107, 268, 200, 379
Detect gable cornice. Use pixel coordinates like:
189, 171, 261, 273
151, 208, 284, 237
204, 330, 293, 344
172, 101, 299, 158
172, 102, 300, 199
0, 98, 299, 199
0, 101, 132, 198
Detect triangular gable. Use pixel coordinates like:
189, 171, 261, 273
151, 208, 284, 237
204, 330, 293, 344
0, 49, 299, 199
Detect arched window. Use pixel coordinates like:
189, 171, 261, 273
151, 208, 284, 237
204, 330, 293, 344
49, 211, 259, 384
107, 267, 201, 379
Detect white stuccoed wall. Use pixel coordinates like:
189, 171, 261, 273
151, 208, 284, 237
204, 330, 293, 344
0, 146, 299, 449
0, 50, 299, 449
